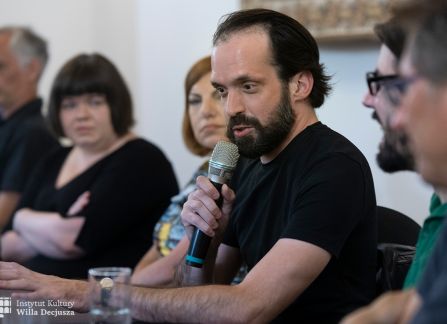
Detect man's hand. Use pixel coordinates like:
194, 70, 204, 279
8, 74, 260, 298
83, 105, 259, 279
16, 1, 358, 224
0, 261, 89, 312
340, 290, 415, 324
181, 175, 235, 243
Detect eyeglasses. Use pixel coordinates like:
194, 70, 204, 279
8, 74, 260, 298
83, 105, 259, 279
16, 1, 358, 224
382, 76, 420, 106
366, 71, 398, 96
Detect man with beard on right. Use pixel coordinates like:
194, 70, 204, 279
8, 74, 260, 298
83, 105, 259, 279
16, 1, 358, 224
362, 18, 447, 290
342, 2, 447, 323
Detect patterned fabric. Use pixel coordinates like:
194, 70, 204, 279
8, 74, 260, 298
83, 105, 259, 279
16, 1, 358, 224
152, 160, 247, 284
153, 162, 208, 257
403, 193, 447, 288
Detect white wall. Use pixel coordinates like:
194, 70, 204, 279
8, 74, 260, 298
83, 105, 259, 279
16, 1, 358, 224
0, 0, 137, 111
0, 0, 432, 224
134, 0, 239, 190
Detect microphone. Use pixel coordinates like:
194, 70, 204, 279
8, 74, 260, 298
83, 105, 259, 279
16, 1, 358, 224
185, 140, 240, 268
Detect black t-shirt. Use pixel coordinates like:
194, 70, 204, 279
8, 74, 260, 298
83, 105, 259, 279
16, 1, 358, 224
224, 122, 377, 323
413, 219, 447, 324
0, 99, 59, 192
16, 138, 179, 279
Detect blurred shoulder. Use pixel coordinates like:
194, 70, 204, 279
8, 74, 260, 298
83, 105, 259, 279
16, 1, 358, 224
114, 138, 173, 171
121, 138, 168, 158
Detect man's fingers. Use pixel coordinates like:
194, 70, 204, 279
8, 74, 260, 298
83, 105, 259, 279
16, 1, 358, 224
221, 184, 235, 216
182, 201, 216, 237
196, 176, 220, 200
0, 278, 34, 291
185, 189, 221, 222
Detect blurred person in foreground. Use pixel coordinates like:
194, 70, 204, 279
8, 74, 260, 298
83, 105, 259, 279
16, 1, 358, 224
363, 17, 447, 290
0, 26, 59, 229
0, 53, 178, 278
342, 1, 447, 323
0, 9, 376, 323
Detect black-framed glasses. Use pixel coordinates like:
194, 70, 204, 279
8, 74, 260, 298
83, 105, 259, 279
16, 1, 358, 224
366, 71, 399, 96
382, 76, 420, 106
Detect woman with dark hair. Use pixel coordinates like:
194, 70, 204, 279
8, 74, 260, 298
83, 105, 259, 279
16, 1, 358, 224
0, 53, 178, 279
0, 56, 244, 308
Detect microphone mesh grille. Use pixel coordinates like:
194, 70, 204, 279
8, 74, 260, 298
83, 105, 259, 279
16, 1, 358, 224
210, 141, 240, 169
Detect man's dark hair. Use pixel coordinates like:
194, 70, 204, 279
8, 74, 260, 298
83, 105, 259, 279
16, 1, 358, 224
410, 10, 447, 84
213, 8, 331, 108
393, 0, 447, 84
374, 18, 406, 61
48, 53, 134, 137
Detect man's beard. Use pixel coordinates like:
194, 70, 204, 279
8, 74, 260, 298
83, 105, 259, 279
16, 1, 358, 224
226, 87, 295, 159
373, 112, 415, 172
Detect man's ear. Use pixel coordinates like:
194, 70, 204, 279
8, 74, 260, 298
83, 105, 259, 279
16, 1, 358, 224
289, 71, 313, 103
24, 58, 43, 83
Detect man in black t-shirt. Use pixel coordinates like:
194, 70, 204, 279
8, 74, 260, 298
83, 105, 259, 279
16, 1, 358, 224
125, 9, 377, 323
0, 26, 58, 229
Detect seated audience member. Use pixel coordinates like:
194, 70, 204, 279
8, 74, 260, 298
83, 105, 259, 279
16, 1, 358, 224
132, 56, 246, 286
0, 9, 377, 323
0, 56, 243, 303
0, 26, 59, 229
342, 1, 447, 323
0, 53, 178, 279
0, 56, 245, 300
363, 18, 447, 289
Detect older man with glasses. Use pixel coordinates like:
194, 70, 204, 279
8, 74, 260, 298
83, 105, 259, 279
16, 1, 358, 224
343, 0, 447, 323
363, 18, 447, 292
391, 5, 447, 318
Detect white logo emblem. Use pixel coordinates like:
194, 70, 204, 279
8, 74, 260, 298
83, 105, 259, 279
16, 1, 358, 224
0, 297, 12, 318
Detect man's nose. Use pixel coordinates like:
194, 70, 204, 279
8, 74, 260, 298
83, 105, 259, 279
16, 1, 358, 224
362, 91, 375, 109
225, 90, 244, 117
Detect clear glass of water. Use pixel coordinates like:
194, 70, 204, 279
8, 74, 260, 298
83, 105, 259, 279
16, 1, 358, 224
88, 267, 131, 324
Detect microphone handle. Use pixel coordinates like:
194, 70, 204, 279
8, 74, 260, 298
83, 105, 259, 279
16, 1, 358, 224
185, 181, 223, 268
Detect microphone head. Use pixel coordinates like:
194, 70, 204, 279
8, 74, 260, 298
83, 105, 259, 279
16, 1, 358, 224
208, 141, 240, 184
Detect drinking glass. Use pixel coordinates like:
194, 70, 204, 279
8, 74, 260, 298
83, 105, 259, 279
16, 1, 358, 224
88, 267, 131, 324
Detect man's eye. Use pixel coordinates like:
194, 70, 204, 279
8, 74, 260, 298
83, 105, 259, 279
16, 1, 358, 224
216, 87, 228, 98
243, 83, 257, 92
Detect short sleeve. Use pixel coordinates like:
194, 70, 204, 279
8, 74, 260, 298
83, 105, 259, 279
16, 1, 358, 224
282, 154, 369, 257
416, 220, 447, 297
412, 268, 447, 323
2, 149, 60, 232
1, 127, 58, 192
